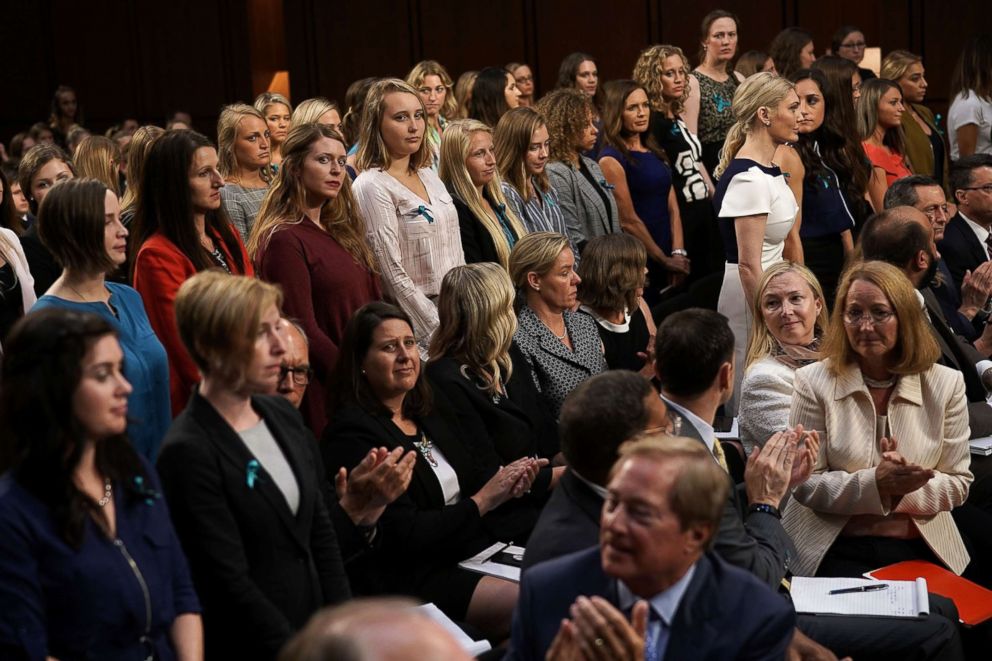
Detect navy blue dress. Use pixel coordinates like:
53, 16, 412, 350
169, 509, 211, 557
0, 461, 200, 661
34, 283, 171, 461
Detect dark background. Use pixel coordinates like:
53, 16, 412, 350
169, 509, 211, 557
1, 0, 985, 144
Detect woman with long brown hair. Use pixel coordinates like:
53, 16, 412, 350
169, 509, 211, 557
250, 123, 381, 434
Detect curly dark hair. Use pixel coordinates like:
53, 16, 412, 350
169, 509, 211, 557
535, 88, 593, 163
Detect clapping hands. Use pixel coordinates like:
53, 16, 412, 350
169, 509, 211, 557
337, 446, 417, 527
875, 436, 934, 499
471, 456, 549, 515
546, 596, 646, 661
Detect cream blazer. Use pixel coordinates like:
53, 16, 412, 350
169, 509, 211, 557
784, 359, 972, 576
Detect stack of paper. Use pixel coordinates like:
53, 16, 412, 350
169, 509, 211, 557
791, 577, 929, 618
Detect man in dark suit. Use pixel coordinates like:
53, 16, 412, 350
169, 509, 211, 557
507, 436, 796, 661
938, 155, 992, 293
522, 371, 670, 570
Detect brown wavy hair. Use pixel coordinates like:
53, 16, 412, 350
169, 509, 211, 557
534, 88, 592, 164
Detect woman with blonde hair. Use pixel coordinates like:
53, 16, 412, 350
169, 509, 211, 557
494, 107, 567, 238
882, 50, 948, 188
509, 231, 605, 418
453, 71, 478, 120
217, 103, 272, 241
738, 261, 827, 453
439, 119, 525, 268
249, 122, 381, 433
254, 91, 293, 169
576, 233, 656, 374
506, 62, 535, 107
120, 125, 164, 226
713, 71, 800, 414
636, 44, 723, 283
72, 135, 121, 197
352, 78, 462, 356
785, 261, 972, 579
293, 97, 342, 133
407, 60, 457, 170
858, 78, 911, 207
427, 263, 561, 475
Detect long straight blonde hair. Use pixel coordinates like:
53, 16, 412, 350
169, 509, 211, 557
439, 119, 526, 268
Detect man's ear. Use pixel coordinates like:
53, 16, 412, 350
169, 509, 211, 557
719, 361, 733, 392
685, 522, 712, 555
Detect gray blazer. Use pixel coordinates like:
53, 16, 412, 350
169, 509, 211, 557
546, 157, 620, 250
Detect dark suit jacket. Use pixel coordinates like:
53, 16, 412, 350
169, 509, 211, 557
156, 392, 350, 660
667, 407, 796, 588
522, 470, 603, 570
453, 193, 519, 265
938, 212, 988, 293
19, 224, 60, 297
506, 548, 795, 661
930, 259, 981, 340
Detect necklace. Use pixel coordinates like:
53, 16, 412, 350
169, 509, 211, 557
415, 432, 438, 468
540, 315, 567, 340
863, 374, 897, 389
97, 478, 113, 507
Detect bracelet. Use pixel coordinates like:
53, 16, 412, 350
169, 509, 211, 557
747, 503, 781, 519
671, 249, 688, 257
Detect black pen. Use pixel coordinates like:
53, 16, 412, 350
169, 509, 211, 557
829, 584, 888, 595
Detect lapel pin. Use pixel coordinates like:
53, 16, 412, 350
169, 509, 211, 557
246, 459, 260, 489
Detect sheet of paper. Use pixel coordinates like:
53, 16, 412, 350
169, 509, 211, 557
415, 602, 492, 656
458, 542, 525, 582
791, 577, 928, 617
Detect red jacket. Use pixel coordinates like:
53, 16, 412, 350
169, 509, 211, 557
134, 231, 254, 416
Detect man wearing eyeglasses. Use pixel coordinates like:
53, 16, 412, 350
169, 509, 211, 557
275, 319, 313, 410
938, 155, 992, 295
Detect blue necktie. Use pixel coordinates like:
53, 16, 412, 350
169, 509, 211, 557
644, 607, 667, 661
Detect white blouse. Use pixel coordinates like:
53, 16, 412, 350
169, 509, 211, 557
718, 161, 798, 269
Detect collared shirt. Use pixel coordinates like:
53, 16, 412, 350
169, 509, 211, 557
916, 289, 992, 392
616, 563, 697, 661
572, 469, 609, 500
661, 396, 716, 455
960, 210, 991, 260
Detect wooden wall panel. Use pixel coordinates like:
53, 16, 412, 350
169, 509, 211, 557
416, 0, 528, 78
656, 0, 787, 65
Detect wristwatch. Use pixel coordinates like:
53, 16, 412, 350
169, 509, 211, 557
748, 503, 782, 519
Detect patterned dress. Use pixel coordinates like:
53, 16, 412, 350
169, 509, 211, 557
693, 71, 740, 175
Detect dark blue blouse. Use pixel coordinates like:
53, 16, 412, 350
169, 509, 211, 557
34, 283, 171, 461
600, 146, 674, 252
0, 460, 200, 661
800, 149, 856, 240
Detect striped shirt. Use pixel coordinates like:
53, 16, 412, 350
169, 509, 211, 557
502, 178, 578, 260
353, 168, 464, 353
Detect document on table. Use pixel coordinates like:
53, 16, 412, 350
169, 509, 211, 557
791, 577, 929, 618
458, 542, 525, 582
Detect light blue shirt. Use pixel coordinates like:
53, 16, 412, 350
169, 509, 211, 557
616, 563, 697, 661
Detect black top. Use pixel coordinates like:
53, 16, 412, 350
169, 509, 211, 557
581, 306, 651, 372
800, 146, 856, 240
0, 262, 23, 343
929, 129, 946, 185
452, 191, 518, 264
19, 224, 59, 297
649, 113, 709, 204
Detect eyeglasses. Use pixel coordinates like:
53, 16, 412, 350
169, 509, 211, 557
961, 184, 992, 194
840, 41, 866, 49
922, 203, 950, 221
279, 364, 312, 386
843, 309, 895, 326
515, 75, 534, 83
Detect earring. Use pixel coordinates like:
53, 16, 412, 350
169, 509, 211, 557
763, 120, 771, 127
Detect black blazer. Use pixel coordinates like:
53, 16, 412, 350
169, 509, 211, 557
938, 212, 988, 293
156, 392, 350, 660
19, 224, 60, 297
521, 470, 602, 570
322, 402, 499, 595
452, 193, 518, 265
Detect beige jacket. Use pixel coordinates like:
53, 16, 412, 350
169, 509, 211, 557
784, 359, 972, 575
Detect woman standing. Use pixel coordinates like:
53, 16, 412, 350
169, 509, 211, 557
949, 35, 992, 159
0, 176, 32, 347
120, 125, 164, 227
48, 85, 80, 145
713, 72, 800, 414
858, 79, 911, 206
830, 26, 876, 82
254, 92, 293, 170
17, 144, 75, 296
250, 123, 382, 435
495, 107, 568, 239
407, 60, 457, 170
353, 79, 463, 356
685, 10, 745, 174
439, 119, 526, 267
217, 104, 272, 242
468, 67, 521, 129
769, 27, 817, 81
0, 308, 202, 660
73, 135, 122, 197
598, 80, 688, 305
35, 179, 169, 460
131, 129, 253, 415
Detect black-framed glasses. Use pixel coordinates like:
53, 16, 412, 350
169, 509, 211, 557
279, 364, 312, 386
840, 41, 866, 49
843, 309, 895, 326
961, 184, 992, 194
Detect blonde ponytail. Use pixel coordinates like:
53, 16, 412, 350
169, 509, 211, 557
712, 71, 795, 179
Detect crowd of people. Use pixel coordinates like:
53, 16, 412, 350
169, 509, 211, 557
2, 9, 992, 661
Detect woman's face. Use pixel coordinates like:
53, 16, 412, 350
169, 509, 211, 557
525, 124, 551, 176
575, 60, 599, 96
300, 136, 347, 203
243, 303, 287, 393
704, 18, 738, 63
104, 190, 128, 268
73, 334, 132, 442
362, 319, 420, 403
766, 90, 801, 144
264, 103, 292, 145
763, 57, 778, 74
233, 115, 270, 171
795, 79, 825, 134
318, 109, 342, 134
576, 111, 599, 153
851, 72, 863, 103
837, 31, 866, 64
877, 87, 905, 129
30, 159, 74, 207
760, 271, 821, 347
534, 247, 580, 311
799, 41, 817, 68
504, 73, 522, 109
417, 74, 448, 119
465, 130, 497, 188
37, 129, 55, 145
844, 280, 898, 362
380, 92, 425, 159
513, 65, 535, 99
58, 91, 78, 119
898, 62, 928, 104
660, 55, 687, 101
622, 88, 651, 134
188, 146, 224, 214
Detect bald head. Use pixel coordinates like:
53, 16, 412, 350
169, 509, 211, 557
859, 206, 938, 286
